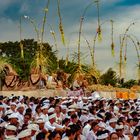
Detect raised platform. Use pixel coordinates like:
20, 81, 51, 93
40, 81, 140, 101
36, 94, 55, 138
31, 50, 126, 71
0, 89, 140, 99
0, 89, 67, 98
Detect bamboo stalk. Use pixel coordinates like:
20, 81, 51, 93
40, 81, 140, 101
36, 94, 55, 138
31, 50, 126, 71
119, 22, 135, 79
49, 26, 59, 69
83, 36, 94, 67
110, 20, 115, 57
41, 0, 50, 45
126, 35, 140, 80
95, 0, 102, 42
57, 0, 65, 46
19, 17, 24, 59
77, 2, 95, 70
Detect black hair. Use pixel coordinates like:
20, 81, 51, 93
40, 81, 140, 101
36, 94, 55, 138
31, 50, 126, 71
133, 118, 139, 122
133, 126, 140, 136
48, 131, 61, 140
36, 132, 46, 140
91, 122, 98, 129
62, 118, 70, 125
66, 125, 76, 137
71, 114, 77, 119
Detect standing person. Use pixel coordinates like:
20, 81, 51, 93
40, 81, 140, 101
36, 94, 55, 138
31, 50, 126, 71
55, 105, 64, 125
45, 114, 64, 132
106, 118, 117, 133
75, 124, 85, 140
40, 105, 49, 122
86, 122, 100, 140
33, 105, 42, 120
133, 125, 140, 140
22, 113, 32, 129
115, 125, 130, 140
82, 117, 95, 137
69, 114, 78, 125
62, 125, 76, 140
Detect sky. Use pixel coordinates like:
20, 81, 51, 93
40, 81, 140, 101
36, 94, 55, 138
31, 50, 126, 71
0, 0, 140, 80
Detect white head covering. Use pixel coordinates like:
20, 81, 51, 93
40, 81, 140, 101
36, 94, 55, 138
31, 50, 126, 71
41, 104, 49, 110
5, 124, 17, 131
8, 113, 18, 119
97, 133, 108, 139
10, 102, 17, 106
19, 96, 24, 102
27, 124, 39, 131
17, 129, 31, 138
109, 118, 117, 123
17, 103, 25, 109
43, 99, 50, 104
49, 114, 56, 120
36, 118, 45, 123
88, 117, 96, 121
98, 122, 106, 128
48, 107, 55, 113
61, 105, 67, 110
116, 125, 124, 130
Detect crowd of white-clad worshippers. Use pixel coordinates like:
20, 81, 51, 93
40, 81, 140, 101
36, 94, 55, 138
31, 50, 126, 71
0, 93, 140, 140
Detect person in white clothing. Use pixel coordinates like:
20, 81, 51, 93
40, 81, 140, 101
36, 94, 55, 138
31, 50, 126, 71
40, 104, 49, 122
82, 117, 95, 137
106, 118, 117, 133
4, 124, 17, 140
116, 125, 130, 140
45, 114, 64, 132
86, 122, 100, 140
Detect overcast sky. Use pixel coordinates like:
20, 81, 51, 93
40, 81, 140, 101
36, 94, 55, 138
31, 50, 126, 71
0, 0, 140, 80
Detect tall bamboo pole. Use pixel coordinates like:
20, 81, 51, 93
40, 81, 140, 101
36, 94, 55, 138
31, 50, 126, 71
126, 35, 140, 80
77, 2, 95, 70
57, 0, 65, 46
41, 0, 50, 45
110, 20, 115, 57
119, 22, 135, 79
92, 20, 110, 67
19, 17, 24, 59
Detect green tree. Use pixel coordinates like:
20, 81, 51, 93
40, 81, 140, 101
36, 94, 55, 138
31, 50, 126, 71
121, 79, 137, 88
0, 39, 57, 80
99, 68, 119, 86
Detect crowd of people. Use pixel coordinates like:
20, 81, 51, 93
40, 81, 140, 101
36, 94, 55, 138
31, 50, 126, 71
0, 92, 140, 140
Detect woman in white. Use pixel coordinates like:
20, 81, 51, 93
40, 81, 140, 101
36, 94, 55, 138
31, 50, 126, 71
55, 105, 64, 125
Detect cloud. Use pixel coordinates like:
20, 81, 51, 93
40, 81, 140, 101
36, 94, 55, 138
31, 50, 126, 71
0, 0, 140, 79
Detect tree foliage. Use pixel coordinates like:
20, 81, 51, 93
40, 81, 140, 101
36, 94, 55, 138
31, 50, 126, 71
99, 68, 119, 86
121, 79, 137, 88
0, 39, 57, 80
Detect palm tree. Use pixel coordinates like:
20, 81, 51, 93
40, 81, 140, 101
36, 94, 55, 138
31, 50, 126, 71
99, 68, 119, 86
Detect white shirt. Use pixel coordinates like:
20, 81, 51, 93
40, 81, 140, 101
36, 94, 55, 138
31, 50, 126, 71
53, 122, 64, 129
119, 135, 130, 140
106, 125, 116, 133
55, 112, 64, 125
86, 130, 97, 140
62, 136, 69, 140
82, 123, 91, 137
40, 113, 49, 122
45, 121, 56, 131
80, 115, 89, 126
